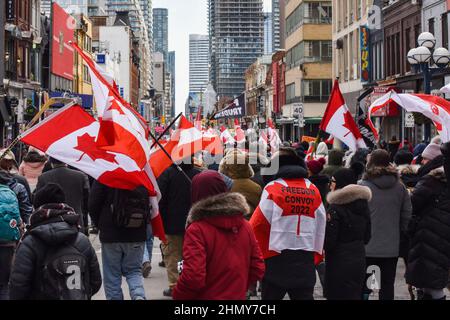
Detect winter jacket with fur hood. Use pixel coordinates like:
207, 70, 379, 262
173, 193, 265, 300
359, 165, 412, 258
219, 152, 262, 217
325, 185, 372, 300
9, 204, 102, 299
406, 148, 450, 289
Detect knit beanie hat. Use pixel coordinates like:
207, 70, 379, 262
394, 149, 414, 166
307, 158, 326, 175
422, 143, 442, 161
332, 168, 358, 190
33, 183, 66, 209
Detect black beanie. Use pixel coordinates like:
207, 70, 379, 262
394, 150, 413, 166
332, 168, 358, 190
275, 147, 306, 169
33, 183, 66, 208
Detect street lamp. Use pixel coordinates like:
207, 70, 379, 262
407, 32, 450, 94
407, 32, 450, 141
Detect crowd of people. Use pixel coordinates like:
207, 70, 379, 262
0, 133, 449, 300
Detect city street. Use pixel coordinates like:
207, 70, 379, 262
90, 234, 414, 301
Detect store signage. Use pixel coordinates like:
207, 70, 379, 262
6, 0, 15, 21
360, 26, 371, 83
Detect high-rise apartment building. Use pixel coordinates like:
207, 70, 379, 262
189, 34, 209, 94
208, 0, 264, 98
272, 0, 285, 51
168, 51, 176, 117
264, 12, 273, 54
153, 8, 168, 61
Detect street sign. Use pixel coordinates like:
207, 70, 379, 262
405, 112, 415, 128
293, 103, 304, 128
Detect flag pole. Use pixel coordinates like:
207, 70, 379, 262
0, 97, 77, 162
150, 112, 182, 150
148, 130, 192, 183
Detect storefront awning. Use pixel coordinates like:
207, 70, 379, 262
49, 92, 93, 109
305, 117, 322, 124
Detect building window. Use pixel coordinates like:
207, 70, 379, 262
286, 83, 298, 104
442, 14, 448, 49
303, 79, 332, 102
286, 40, 332, 69
286, 2, 332, 36
83, 65, 91, 83
428, 18, 435, 35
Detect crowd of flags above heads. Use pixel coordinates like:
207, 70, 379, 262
16, 39, 450, 187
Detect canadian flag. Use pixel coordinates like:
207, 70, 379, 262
202, 127, 223, 156
249, 178, 326, 259
369, 91, 450, 142
319, 80, 366, 151
149, 115, 203, 178
72, 43, 150, 169
234, 119, 245, 144
20, 104, 166, 242
441, 82, 450, 94
220, 126, 234, 145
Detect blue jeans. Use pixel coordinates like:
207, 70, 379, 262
143, 224, 154, 264
101, 242, 146, 300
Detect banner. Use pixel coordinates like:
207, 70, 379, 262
213, 94, 246, 120
357, 88, 378, 149
360, 26, 370, 83
51, 3, 75, 80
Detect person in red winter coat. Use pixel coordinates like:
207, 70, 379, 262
173, 170, 265, 300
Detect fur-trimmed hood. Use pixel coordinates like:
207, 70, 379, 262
397, 164, 420, 176
363, 165, 399, 189
187, 193, 249, 228
219, 152, 254, 179
428, 166, 447, 183
327, 184, 372, 205
363, 165, 399, 180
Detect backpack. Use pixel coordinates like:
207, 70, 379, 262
0, 184, 21, 241
111, 186, 150, 228
38, 241, 91, 300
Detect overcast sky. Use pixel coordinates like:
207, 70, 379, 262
153, 0, 272, 114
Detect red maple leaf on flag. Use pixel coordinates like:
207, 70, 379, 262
342, 111, 363, 139
75, 133, 118, 163
105, 92, 125, 115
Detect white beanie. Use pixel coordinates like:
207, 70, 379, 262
422, 143, 442, 161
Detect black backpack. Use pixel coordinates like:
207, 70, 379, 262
37, 242, 91, 300
111, 186, 150, 229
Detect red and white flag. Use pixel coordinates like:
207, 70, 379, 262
149, 115, 203, 178
220, 126, 234, 145
20, 104, 166, 242
234, 119, 245, 144
250, 178, 326, 259
71, 43, 150, 169
202, 127, 223, 156
369, 91, 450, 142
319, 80, 366, 151
195, 106, 203, 131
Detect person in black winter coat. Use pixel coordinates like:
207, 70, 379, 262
307, 158, 329, 207
405, 142, 450, 300
9, 183, 101, 300
324, 168, 372, 300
